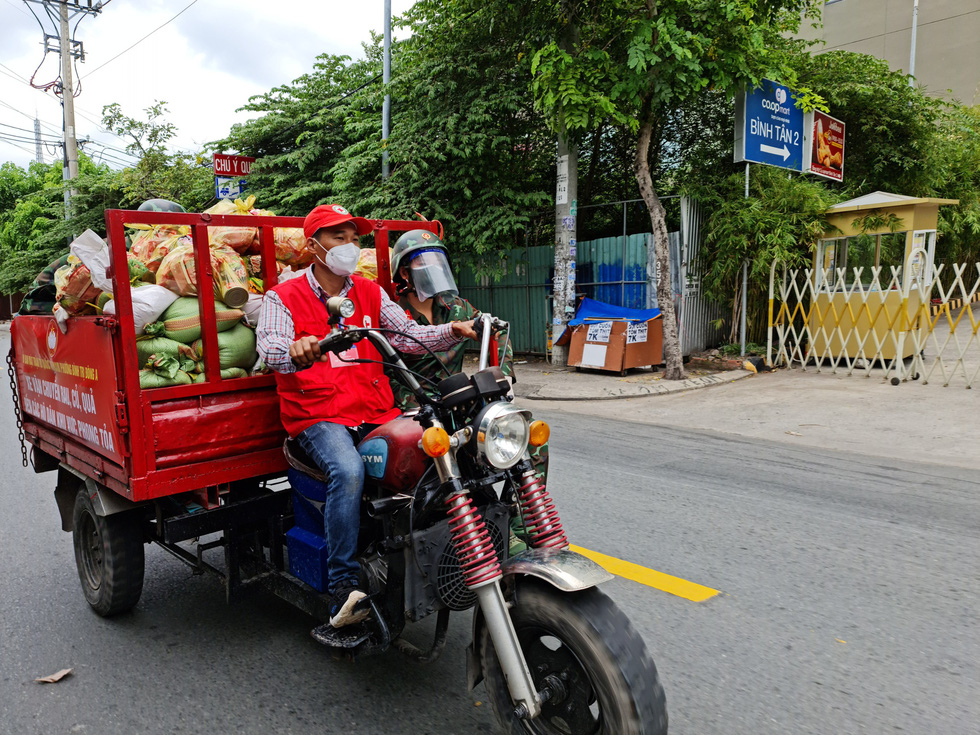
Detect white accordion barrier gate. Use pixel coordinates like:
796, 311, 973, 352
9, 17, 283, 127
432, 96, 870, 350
768, 248, 980, 388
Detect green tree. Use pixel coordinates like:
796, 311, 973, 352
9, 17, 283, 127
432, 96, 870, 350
102, 101, 212, 211
215, 52, 381, 216
529, 0, 824, 379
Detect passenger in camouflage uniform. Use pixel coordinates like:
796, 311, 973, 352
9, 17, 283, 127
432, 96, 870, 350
18, 254, 70, 315
387, 231, 548, 482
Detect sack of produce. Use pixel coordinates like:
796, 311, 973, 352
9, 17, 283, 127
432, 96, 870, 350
191, 322, 257, 370
190, 367, 248, 383
156, 241, 249, 308
54, 255, 102, 316
135, 334, 199, 369
139, 355, 193, 389
130, 227, 190, 273
147, 296, 243, 344
354, 247, 391, 281
103, 284, 179, 335
272, 227, 311, 268
206, 197, 258, 254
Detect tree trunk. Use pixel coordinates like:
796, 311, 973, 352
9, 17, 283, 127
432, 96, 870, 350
634, 115, 685, 380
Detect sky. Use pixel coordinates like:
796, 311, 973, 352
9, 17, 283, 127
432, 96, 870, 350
0, 0, 415, 171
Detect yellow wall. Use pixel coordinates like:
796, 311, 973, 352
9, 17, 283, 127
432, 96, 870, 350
809, 290, 924, 360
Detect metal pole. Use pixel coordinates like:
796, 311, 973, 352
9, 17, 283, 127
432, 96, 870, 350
740, 162, 749, 356
621, 202, 627, 307
382, 0, 391, 179
908, 0, 919, 88
59, 1, 79, 220
33, 117, 43, 164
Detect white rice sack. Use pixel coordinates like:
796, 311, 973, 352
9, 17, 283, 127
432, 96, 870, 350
70, 229, 113, 293
104, 285, 179, 335
243, 293, 265, 327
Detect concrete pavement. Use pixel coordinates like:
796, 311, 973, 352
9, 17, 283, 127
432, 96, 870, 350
512, 357, 980, 473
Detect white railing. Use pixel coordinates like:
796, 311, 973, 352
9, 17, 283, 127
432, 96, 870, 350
768, 250, 980, 388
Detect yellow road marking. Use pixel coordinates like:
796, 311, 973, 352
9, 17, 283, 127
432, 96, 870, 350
570, 545, 719, 602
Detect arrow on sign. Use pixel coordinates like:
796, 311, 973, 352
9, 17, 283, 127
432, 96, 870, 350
760, 143, 790, 160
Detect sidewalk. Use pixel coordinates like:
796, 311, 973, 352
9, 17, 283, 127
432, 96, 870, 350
510, 359, 753, 401
509, 357, 980, 473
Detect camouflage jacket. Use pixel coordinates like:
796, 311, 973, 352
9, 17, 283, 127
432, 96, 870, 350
389, 293, 514, 410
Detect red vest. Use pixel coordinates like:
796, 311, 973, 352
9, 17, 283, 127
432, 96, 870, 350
271, 273, 401, 437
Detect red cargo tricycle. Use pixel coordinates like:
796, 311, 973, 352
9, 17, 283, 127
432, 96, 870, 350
8, 209, 667, 734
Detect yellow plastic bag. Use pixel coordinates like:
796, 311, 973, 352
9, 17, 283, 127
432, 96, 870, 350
206, 196, 258, 254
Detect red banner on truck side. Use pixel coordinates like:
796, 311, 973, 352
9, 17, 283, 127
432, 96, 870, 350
213, 153, 255, 177
11, 317, 126, 465
808, 111, 845, 182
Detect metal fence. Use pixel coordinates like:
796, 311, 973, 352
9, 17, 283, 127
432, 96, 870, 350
458, 197, 725, 356
768, 251, 980, 387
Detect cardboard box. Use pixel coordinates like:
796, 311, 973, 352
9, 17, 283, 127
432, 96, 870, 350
567, 318, 663, 372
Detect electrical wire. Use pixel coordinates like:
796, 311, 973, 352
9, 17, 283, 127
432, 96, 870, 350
82, 0, 201, 79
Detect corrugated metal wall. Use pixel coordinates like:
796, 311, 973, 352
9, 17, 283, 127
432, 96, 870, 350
457, 197, 724, 356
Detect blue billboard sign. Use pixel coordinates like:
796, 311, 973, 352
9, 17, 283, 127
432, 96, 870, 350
734, 79, 805, 172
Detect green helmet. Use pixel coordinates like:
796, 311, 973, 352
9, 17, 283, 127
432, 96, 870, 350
391, 230, 457, 299
391, 229, 448, 278
138, 198, 186, 213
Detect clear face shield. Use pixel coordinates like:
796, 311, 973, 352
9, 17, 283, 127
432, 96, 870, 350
408, 249, 458, 301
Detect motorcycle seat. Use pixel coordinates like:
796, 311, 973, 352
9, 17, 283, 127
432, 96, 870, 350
283, 438, 327, 483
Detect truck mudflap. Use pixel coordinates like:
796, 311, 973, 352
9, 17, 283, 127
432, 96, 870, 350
465, 547, 614, 691
53, 465, 140, 532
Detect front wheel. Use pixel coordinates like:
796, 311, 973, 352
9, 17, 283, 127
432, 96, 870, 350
72, 489, 145, 616
480, 581, 667, 734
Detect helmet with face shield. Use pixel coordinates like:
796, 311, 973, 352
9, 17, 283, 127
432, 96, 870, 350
391, 230, 458, 300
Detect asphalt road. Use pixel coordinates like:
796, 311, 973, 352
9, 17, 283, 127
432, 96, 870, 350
1, 343, 977, 733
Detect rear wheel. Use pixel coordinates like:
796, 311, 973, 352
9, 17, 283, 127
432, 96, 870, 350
481, 581, 667, 734
72, 489, 144, 616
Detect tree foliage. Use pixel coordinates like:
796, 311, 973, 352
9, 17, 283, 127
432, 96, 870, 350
0, 103, 211, 294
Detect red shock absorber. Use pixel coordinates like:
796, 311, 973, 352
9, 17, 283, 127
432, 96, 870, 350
445, 493, 502, 588
516, 469, 569, 550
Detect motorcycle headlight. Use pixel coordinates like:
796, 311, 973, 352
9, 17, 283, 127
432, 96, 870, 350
474, 403, 530, 469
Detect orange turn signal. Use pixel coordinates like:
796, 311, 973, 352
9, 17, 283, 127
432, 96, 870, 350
529, 420, 550, 447
421, 427, 451, 457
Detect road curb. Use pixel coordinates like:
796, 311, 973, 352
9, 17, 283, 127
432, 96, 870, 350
519, 369, 754, 401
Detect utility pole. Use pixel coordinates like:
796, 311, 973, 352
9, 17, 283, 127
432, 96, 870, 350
550, 7, 579, 367
59, 1, 79, 215
24, 1, 104, 219
551, 140, 578, 366
908, 0, 919, 88
34, 117, 44, 164
382, 0, 391, 179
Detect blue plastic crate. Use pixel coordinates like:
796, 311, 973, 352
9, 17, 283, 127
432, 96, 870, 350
288, 467, 327, 536
285, 526, 329, 592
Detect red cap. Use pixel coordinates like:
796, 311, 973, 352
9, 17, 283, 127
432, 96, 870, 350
303, 204, 374, 239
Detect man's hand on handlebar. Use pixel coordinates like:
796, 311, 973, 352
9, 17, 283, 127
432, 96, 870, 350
451, 320, 479, 340
289, 335, 328, 368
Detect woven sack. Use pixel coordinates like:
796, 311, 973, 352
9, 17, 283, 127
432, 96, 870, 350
191, 322, 257, 370
149, 297, 243, 344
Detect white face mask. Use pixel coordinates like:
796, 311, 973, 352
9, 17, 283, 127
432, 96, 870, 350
315, 241, 360, 277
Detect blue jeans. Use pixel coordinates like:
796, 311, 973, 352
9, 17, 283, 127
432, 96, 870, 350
296, 421, 364, 594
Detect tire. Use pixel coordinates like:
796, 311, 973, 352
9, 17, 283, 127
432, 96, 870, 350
72, 489, 145, 616
481, 581, 667, 735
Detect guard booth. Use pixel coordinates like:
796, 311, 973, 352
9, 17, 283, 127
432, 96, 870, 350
809, 191, 958, 360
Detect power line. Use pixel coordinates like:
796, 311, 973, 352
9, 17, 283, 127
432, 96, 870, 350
1, 0, 30, 17
0, 138, 39, 157
82, 0, 201, 78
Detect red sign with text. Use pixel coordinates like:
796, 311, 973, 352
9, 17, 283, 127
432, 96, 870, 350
213, 153, 255, 177
808, 111, 845, 182
12, 317, 126, 465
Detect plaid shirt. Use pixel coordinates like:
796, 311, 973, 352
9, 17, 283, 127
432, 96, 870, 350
256, 267, 461, 374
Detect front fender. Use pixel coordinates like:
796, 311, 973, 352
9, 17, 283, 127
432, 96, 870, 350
465, 547, 614, 690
